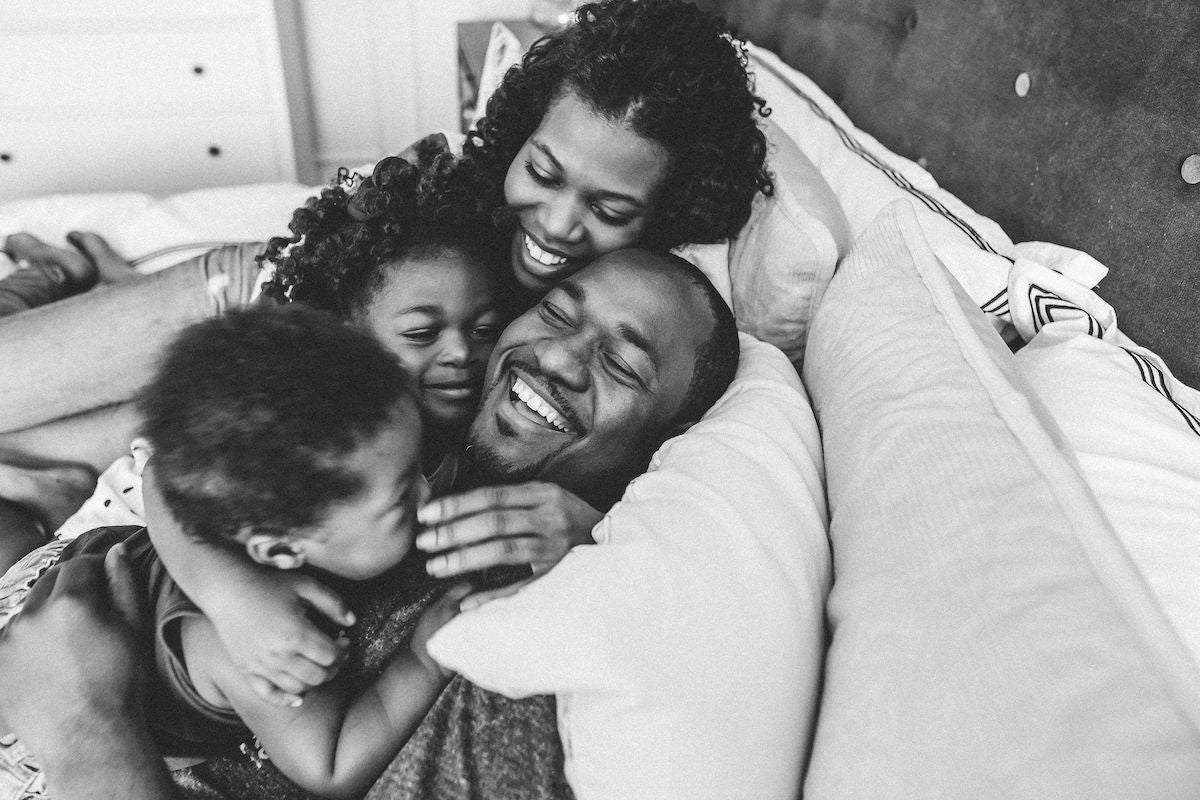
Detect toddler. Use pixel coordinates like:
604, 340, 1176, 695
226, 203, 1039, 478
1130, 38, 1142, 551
0, 304, 466, 800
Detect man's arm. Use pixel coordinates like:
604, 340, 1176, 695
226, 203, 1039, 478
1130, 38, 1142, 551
0, 545, 180, 800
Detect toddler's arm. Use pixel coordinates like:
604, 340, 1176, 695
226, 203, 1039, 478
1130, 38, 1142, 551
189, 584, 471, 799
142, 462, 352, 704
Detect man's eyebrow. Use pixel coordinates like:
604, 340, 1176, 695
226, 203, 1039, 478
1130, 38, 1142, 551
532, 140, 648, 209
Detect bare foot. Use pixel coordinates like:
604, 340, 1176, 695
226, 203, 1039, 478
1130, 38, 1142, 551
0, 461, 97, 535
66, 231, 139, 284
2, 233, 97, 290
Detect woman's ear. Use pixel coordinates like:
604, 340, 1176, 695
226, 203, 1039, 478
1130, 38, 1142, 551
244, 531, 306, 570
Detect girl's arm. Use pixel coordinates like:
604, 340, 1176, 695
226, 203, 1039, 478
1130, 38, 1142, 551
143, 462, 353, 705
187, 585, 470, 799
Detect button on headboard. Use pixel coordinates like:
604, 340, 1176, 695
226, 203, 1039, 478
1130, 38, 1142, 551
697, 0, 1200, 387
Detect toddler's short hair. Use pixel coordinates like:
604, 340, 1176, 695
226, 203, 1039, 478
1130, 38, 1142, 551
138, 304, 415, 545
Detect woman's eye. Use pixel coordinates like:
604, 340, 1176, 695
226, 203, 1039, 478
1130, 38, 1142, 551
524, 160, 557, 188
401, 329, 438, 344
591, 204, 634, 226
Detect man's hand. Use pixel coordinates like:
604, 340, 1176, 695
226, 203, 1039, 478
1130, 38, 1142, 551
415, 482, 602, 607
0, 544, 178, 800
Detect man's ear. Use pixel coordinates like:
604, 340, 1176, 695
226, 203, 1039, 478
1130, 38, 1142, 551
243, 530, 306, 570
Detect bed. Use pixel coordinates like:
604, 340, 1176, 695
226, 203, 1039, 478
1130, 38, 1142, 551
3, 1, 1200, 798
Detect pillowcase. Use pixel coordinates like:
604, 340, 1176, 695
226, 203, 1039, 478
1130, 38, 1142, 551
724, 118, 848, 369
801, 200, 1200, 798
1007, 260, 1200, 665
428, 333, 831, 800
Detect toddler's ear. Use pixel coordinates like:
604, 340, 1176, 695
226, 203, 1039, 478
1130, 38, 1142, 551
244, 531, 306, 570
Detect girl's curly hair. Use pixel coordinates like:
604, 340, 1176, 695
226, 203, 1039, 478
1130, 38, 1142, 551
465, 0, 773, 250
260, 138, 513, 315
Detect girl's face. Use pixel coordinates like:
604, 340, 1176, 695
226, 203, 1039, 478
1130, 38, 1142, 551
503, 89, 672, 293
356, 251, 502, 430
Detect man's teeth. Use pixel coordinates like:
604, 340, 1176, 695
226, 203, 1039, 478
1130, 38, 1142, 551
512, 377, 571, 432
524, 234, 568, 267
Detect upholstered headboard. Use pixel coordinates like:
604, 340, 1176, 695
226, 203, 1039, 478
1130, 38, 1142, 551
695, 0, 1200, 388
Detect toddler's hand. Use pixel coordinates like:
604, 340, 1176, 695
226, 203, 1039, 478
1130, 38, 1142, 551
209, 569, 353, 707
410, 583, 472, 680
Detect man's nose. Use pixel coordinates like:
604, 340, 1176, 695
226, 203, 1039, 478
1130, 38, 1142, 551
532, 335, 590, 392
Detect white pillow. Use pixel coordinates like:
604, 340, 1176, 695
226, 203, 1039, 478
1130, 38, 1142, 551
428, 333, 831, 800
801, 199, 1200, 798
744, 45, 1112, 334
1007, 260, 1200, 665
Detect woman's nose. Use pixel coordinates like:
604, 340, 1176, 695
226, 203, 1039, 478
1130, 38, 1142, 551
539, 195, 584, 244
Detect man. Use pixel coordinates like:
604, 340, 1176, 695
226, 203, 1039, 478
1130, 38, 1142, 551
0, 248, 739, 800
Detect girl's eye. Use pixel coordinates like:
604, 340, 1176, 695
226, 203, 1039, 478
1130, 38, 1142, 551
524, 160, 557, 188
401, 329, 439, 344
538, 300, 571, 328
472, 325, 501, 343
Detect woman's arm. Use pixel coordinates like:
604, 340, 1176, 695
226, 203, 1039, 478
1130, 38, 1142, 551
143, 463, 353, 704
189, 585, 469, 799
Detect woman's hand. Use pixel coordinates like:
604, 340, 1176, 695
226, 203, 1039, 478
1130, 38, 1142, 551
415, 482, 603, 606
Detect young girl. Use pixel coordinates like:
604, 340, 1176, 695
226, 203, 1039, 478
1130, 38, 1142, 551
259, 142, 518, 486
0, 304, 470, 800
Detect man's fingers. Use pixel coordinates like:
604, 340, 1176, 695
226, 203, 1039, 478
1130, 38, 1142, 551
417, 508, 541, 553
460, 578, 532, 612
245, 674, 304, 709
425, 537, 540, 577
417, 482, 557, 527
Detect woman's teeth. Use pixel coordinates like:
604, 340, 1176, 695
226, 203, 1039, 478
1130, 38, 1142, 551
512, 377, 571, 432
524, 234, 568, 267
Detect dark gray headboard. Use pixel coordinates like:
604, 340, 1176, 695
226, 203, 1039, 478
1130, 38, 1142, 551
696, 0, 1200, 387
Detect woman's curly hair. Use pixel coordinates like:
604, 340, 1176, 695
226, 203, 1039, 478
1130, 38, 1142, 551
465, 0, 773, 250
260, 138, 513, 315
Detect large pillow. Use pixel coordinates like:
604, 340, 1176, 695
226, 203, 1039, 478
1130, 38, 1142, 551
801, 200, 1200, 798
428, 333, 831, 800
1005, 260, 1200, 664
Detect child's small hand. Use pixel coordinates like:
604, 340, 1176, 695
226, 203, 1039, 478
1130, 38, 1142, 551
209, 569, 354, 707
410, 583, 473, 680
